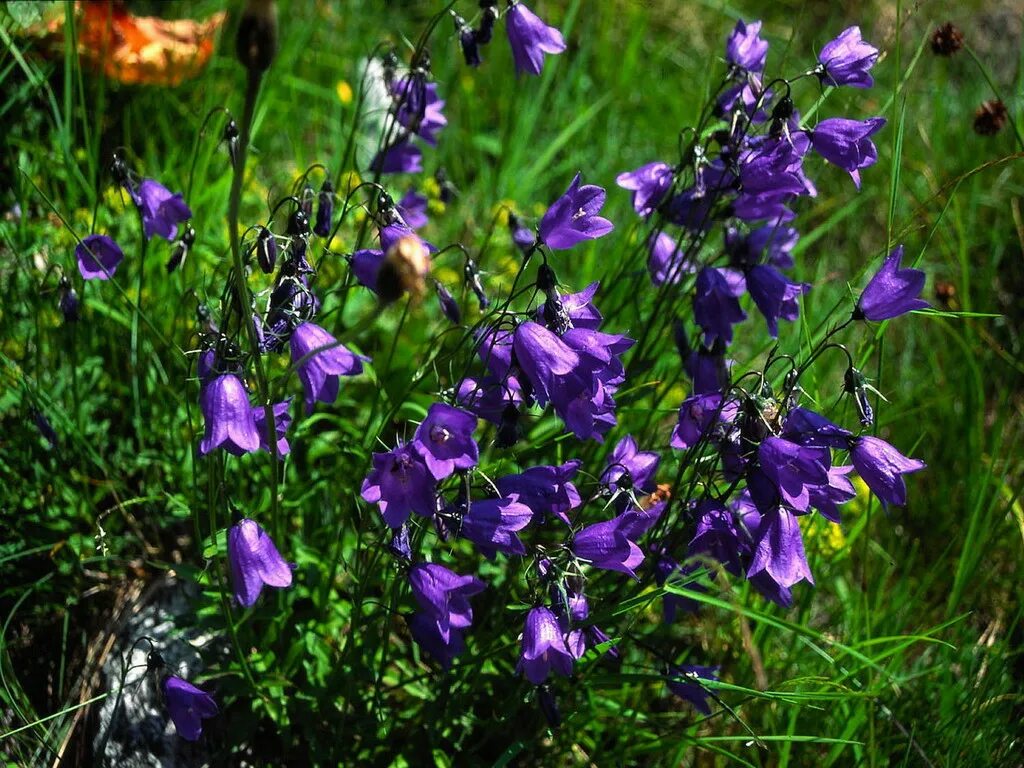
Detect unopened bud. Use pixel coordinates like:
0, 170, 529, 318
236, 0, 278, 73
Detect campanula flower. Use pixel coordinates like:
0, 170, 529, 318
572, 513, 645, 577
313, 180, 334, 237
849, 436, 926, 506
616, 161, 674, 217
289, 322, 366, 411
199, 374, 261, 456
665, 665, 718, 714
162, 675, 218, 741
671, 393, 737, 450
601, 434, 659, 495
460, 495, 533, 557
228, 517, 293, 606
746, 506, 814, 588
407, 612, 465, 668
251, 400, 292, 457
745, 264, 809, 337
726, 19, 768, 72
409, 562, 485, 640
725, 224, 799, 270
435, 282, 461, 324
371, 139, 423, 175
693, 267, 747, 347
538, 172, 614, 250
398, 189, 429, 229
807, 117, 885, 188
517, 606, 574, 684
132, 179, 192, 241
647, 231, 693, 286
412, 402, 479, 480
854, 245, 929, 320
505, 1, 566, 76
75, 234, 125, 280
818, 26, 879, 88
688, 499, 748, 576
753, 437, 830, 513
361, 443, 437, 527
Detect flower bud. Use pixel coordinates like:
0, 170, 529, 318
844, 366, 874, 426
974, 99, 1008, 136
223, 119, 240, 167
255, 226, 278, 274
435, 281, 461, 324
378, 235, 430, 304
464, 258, 489, 309
930, 23, 964, 56
314, 180, 334, 237
236, 0, 278, 73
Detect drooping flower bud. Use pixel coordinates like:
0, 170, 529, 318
236, 0, 278, 73
255, 226, 278, 274
299, 183, 315, 219
464, 258, 489, 309
314, 180, 334, 237
435, 281, 461, 324
844, 366, 874, 426
223, 118, 240, 167
57, 276, 79, 322
454, 14, 482, 67
476, 0, 498, 44
166, 224, 196, 274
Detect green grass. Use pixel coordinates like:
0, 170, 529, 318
1, 0, 1022, 765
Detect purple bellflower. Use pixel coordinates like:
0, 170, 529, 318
616, 161, 674, 217
76, 234, 124, 280
754, 436, 830, 513
855, 245, 929, 320
671, 393, 737, 450
407, 612, 465, 668
289, 322, 366, 412
602, 434, 660, 495
495, 460, 582, 524
412, 402, 479, 480
408, 562, 485, 643
398, 189, 429, 229
372, 139, 423, 175
808, 117, 885, 188
505, 1, 566, 76
251, 400, 292, 457
460, 495, 533, 556
199, 374, 261, 456
162, 675, 218, 741
850, 435, 926, 506
818, 26, 879, 88
666, 665, 718, 715
726, 19, 768, 72
517, 606, 574, 684
573, 513, 645, 577
745, 264, 809, 337
647, 231, 694, 286
361, 443, 437, 528
746, 506, 814, 588
228, 518, 293, 607
538, 173, 614, 250
132, 179, 192, 241
693, 267, 747, 347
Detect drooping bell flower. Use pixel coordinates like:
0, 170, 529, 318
538, 172, 614, 250
455, 14, 482, 66
199, 374, 261, 455
746, 506, 814, 588
572, 513, 645, 577
647, 231, 694, 286
671, 393, 737, 450
665, 665, 718, 715
398, 188, 429, 229
849, 435, 925, 506
817, 26, 879, 89
411, 402, 479, 480
460, 495, 533, 557
289, 322, 366, 411
495, 460, 582, 525
807, 117, 885, 188
693, 267, 747, 347
361, 443, 437, 527
725, 223, 799, 270
456, 374, 524, 424
616, 161, 674, 217
687, 499, 748, 576
162, 675, 218, 741
132, 179, 192, 241
393, 79, 447, 146
601, 434, 660, 495
505, 1, 566, 76
434, 282, 461, 324
407, 612, 466, 668
516, 606, 574, 684
251, 400, 292, 457
76, 234, 125, 280
754, 436, 830, 513
725, 19, 768, 73
408, 562, 485, 642
745, 264, 809, 337
227, 517, 293, 606
371, 138, 423, 175
854, 245, 929, 321
508, 212, 537, 253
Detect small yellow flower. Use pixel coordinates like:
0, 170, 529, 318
336, 80, 353, 104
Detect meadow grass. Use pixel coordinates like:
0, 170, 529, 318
1, 0, 1021, 765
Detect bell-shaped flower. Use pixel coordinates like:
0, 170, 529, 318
132, 179, 192, 241
505, 1, 566, 76
745, 264, 809, 337
854, 245, 929, 321
495, 460, 582, 525
818, 26, 879, 88
408, 562, 485, 642
647, 231, 694, 286
572, 513, 645, 577
850, 435, 925, 506
361, 443, 437, 527
754, 437, 830, 513
616, 161, 674, 217
726, 19, 768, 72
601, 434, 660, 495
746, 506, 814, 588
411, 402, 479, 480
693, 267, 747, 347
808, 117, 885, 188
228, 517, 293, 607
76, 234, 124, 280
162, 675, 218, 741
289, 321, 366, 411
407, 612, 466, 669
538, 172, 614, 250
460, 495, 533, 556
516, 606, 574, 684
199, 374, 261, 456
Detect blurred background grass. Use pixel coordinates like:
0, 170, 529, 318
1, 0, 1022, 765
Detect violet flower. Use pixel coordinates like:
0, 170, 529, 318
670, 393, 736, 450
647, 231, 694, 286
726, 19, 768, 72
517, 606, 574, 684
616, 162, 674, 217
228, 517, 293, 606
808, 117, 885, 188
572, 513, 645, 577
818, 26, 879, 89
361, 443, 437, 527
665, 665, 718, 715
412, 402, 479, 480
745, 264, 809, 337
408, 612, 465, 668
162, 675, 217, 741
289, 322, 366, 412
75, 234, 124, 280
601, 434, 659, 495
460, 495, 533, 556
849, 435, 925, 506
746, 506, 814, 588
754, 437, 830, 513
199, 374, 261, 456
398, 189, 429, 229
505, 1, 566, 76
693, 267, 747, 347
371, 139, 423, 175
408, 562, 485, 642
251, 400, 292, 456
854, 245, 929, 321
538, 172, 614, 250
132, 179, 192, 241
495, 460, 582, 524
